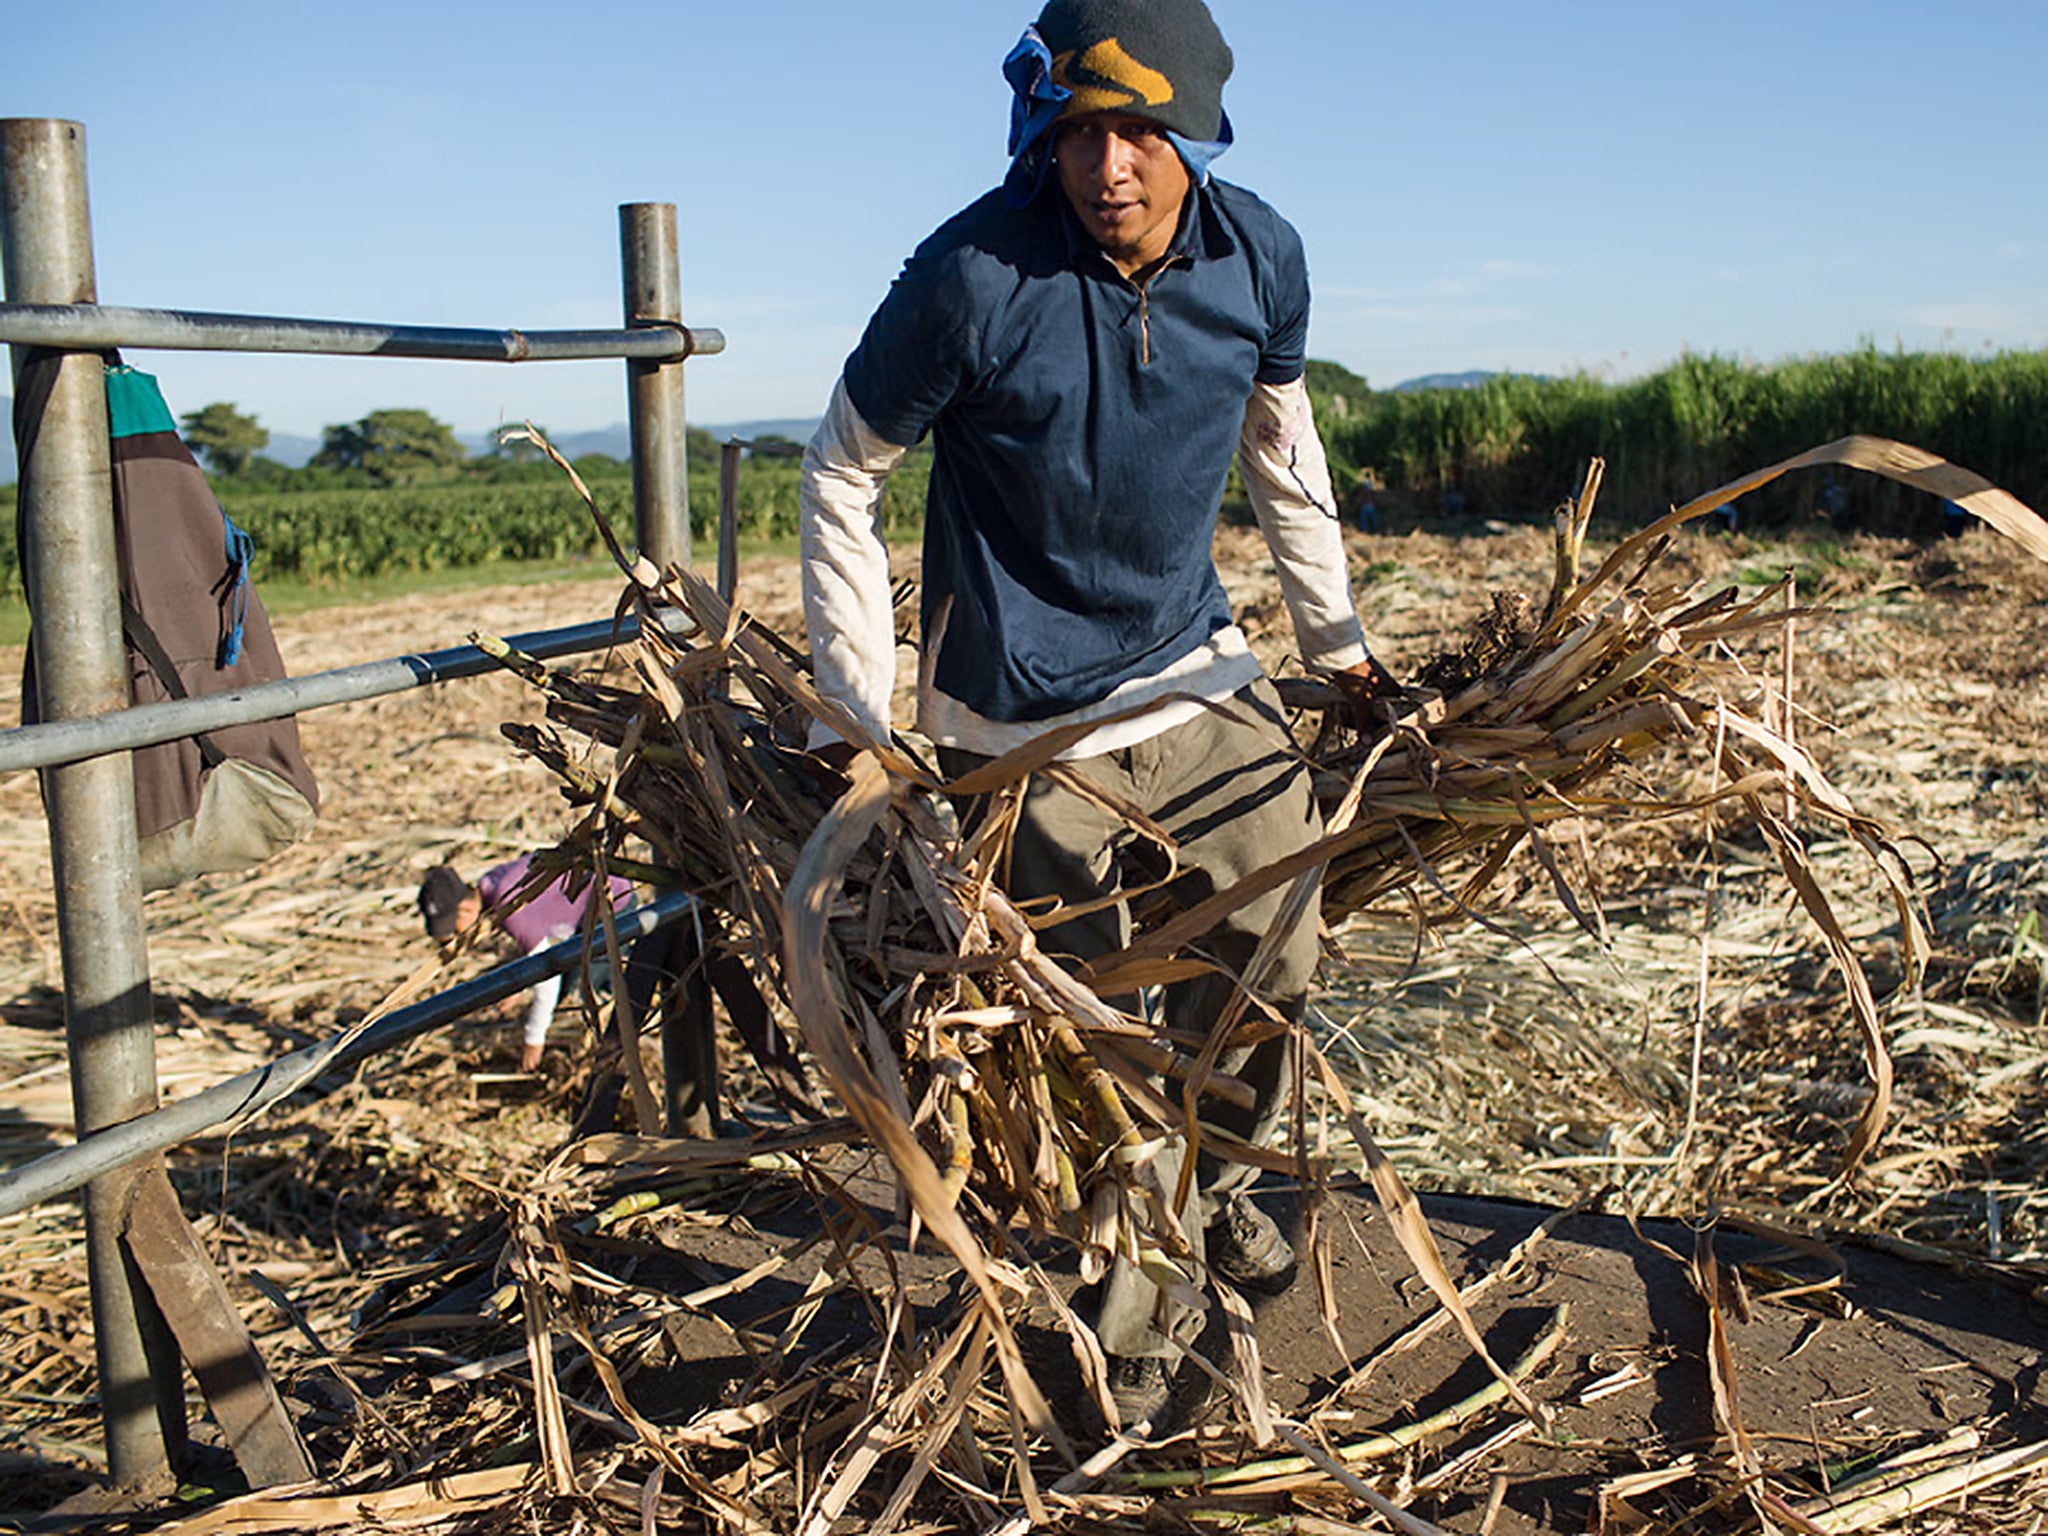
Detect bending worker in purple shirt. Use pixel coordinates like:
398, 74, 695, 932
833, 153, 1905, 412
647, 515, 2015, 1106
799, 0, 1398, 1432
418, 854, 634, 1072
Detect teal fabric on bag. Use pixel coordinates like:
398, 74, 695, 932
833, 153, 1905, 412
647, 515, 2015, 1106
104, 363, 180, 439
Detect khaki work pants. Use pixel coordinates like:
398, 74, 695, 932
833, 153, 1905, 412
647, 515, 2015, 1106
940, 676, 1323, 1357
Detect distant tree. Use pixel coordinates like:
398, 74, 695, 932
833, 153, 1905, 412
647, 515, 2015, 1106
685, 425, 720, 469
311, 408, 467, 483
236, 456, 294, 489
1304, 358, 1372, 420
179, 401, 269, 476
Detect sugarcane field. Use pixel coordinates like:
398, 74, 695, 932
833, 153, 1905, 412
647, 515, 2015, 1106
3, 442, 2047, 1536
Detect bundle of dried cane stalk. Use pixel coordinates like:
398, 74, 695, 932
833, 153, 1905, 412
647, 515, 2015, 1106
486, 434, 2046, 1475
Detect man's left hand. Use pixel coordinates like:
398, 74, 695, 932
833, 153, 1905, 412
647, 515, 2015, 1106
1328, 655, 1406, 728
1336, 654, 1401, 700
519, 1042, 544, 1074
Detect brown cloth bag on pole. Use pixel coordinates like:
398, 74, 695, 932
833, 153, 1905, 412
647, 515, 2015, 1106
14, 354, 319, 890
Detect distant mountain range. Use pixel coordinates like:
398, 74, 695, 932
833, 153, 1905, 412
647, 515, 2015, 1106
1389, 370, 1499, 392
225, 418, 825, 472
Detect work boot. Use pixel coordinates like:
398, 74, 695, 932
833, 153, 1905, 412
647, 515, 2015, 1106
1206, 1194, 1297, 1295
1106, 1353, 1175, 1435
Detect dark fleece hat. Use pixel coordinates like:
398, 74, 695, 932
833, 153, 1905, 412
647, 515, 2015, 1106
1035, 0, 1233, 143
418, 864, 473, 940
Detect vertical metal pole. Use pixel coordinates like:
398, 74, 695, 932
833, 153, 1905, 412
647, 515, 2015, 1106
620, 203, 689, 571
716, 438, 741, 601
623, 203, 709, 1132
2, 118, 182, 1489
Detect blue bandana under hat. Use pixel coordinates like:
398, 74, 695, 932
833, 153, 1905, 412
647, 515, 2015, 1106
1002, 27, 1233, 208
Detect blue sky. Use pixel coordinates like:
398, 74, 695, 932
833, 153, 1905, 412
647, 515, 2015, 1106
6, 1, 2044, 440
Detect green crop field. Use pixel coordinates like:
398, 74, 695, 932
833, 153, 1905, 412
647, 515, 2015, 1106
0, 444, 927, 617
225, 481, 615, 581
4, 344, 2040, 623
1314, 345, 2048, 531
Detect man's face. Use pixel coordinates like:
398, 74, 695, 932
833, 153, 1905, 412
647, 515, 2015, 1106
1052, 110, 1190, 277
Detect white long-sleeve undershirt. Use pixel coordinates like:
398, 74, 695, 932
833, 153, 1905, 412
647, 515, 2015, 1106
797, 374, 1369, 761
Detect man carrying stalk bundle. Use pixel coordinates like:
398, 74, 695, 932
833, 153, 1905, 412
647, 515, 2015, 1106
799, 0, 1397, 1432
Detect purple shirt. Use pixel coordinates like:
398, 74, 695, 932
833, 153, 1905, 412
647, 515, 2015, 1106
476, 852, 634, 953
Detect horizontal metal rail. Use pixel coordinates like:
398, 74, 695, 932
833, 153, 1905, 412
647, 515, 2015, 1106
0, 610, 695, 776
0, 301, 724, 362
0, 891, 701, 1219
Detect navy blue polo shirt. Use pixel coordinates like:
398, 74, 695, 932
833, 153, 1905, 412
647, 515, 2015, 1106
842, 177, 1311, 725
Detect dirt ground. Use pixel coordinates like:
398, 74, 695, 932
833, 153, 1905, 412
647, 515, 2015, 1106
2, 511, 2047, 1531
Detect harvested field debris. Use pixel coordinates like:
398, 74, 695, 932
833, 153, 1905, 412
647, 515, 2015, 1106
3, 439, 2047, 1533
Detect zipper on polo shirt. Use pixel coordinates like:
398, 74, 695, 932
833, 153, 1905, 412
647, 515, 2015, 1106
1127, 254, 1190, 367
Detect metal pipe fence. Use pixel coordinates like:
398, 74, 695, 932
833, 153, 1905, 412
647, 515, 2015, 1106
0, 611, 695, 775
1, 115, 724, 1487
0, 300, 723, 362
0, 892, 702, 1221
4, 114, 176, 1484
